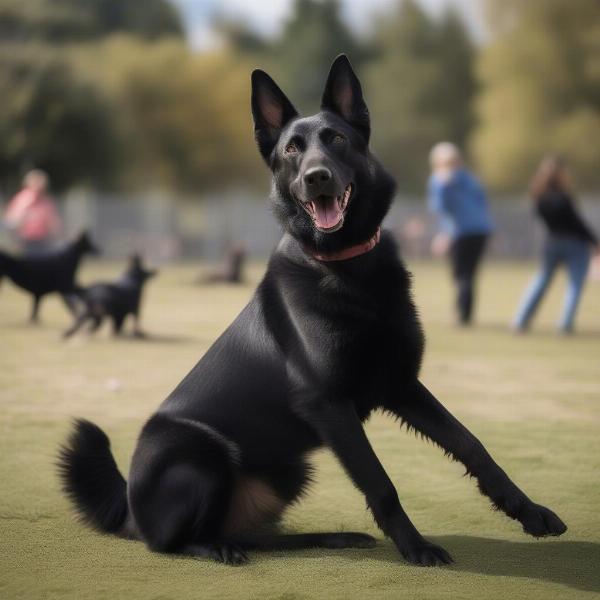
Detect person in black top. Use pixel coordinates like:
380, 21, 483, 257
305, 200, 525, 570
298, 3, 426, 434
513, 155, 598, 333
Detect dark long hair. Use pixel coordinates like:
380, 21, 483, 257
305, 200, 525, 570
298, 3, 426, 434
529, 155, 571, 202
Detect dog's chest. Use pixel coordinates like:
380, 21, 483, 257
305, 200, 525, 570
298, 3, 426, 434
274, 261, 424, 394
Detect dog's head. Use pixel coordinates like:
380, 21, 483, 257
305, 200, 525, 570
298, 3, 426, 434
251, 55, 395, 253
126, 253, 157, 283
75, 230, 99, 255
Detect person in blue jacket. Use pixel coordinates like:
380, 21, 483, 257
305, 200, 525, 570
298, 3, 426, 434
428, 142, 494, 325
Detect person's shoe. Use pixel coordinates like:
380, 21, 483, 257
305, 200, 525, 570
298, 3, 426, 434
557, 326, 574, 336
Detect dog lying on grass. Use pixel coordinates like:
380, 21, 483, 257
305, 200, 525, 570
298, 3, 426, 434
63, 254, 156, 339
58, 55, 566, 567
0, 231, 97, 322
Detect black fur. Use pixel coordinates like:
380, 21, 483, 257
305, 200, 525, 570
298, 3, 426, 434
58, 55, 566, 567
57, 419, 128, 533
0, 231, 98, 322
63, 254, 156, 338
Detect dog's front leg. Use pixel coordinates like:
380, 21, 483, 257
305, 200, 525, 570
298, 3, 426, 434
303, 398, 452, 566
383, 380, 567, 538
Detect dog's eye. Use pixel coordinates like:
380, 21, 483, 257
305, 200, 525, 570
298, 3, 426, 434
332, 134, 345, 144
285, 143, 299, 155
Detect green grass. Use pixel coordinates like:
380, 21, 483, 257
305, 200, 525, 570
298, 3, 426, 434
1, 259, 599, 600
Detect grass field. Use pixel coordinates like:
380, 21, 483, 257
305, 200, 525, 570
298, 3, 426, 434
1, 259, 599, 600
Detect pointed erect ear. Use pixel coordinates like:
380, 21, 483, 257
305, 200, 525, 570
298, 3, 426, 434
321, 54, 370, 143
251, 69, 299, 162
130, 253, 142, 268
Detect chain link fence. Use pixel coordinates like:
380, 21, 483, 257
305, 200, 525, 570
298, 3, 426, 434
2, 189, 599, 261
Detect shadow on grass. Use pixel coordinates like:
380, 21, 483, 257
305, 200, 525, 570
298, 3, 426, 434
117, 332, 200, 344
436, 535, 600, 592
474, 321, 600, 339
296, 535, 600, 593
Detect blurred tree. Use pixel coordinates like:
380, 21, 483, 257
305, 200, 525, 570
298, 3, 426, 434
0, 48, 122, 192
0, 0, 193, 193
435, 8, 476, 146
214, 17, 270, 55
472, 0, 600, 191
0, 0, 183, 43
75, 38, 262, 192
268, 0, 366, 113
367, 0, 475, 192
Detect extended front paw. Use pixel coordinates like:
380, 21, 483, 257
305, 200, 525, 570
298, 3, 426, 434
519, 503, 567, 538
399, 539, 453, 567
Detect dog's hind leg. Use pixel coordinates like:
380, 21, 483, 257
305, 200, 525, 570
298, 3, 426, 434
111, 315, 126, 336
30, 295, 41, 323
180, 541, 249, 565
134, 462, 244, 563
87, 316, 103, 334
385, 380, 567, 538
128, 415, 240, 564
63, 312, 91, 338
60, 292, 79, 316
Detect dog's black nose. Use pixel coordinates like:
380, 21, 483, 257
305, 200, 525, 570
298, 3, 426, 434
304, 167, 332, 191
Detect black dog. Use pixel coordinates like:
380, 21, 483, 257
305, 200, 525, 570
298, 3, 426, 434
0, 231, 98, 322
58, 56, 566, 567
63, 254, 156, 339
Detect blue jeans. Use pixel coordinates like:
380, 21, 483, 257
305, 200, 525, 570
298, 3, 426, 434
514, 236, 591, 331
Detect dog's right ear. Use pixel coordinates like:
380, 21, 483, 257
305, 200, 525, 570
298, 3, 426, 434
129, 253, 142, 268
251, 70, 298, 163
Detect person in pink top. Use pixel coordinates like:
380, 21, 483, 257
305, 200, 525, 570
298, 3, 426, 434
3, 170, 62, 254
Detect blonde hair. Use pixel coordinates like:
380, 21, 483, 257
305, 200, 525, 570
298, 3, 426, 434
429, 142, 462, 170
23, 169, 49, 191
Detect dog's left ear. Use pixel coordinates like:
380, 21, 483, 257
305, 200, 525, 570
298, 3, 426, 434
251, 69, 298, 163
321, 54, 370, 143
130, 253, 142, 268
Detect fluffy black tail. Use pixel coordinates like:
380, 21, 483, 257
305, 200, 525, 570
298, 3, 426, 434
57, 419, 128, 534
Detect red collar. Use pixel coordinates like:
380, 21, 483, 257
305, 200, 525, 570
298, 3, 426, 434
309, 228, 381, 262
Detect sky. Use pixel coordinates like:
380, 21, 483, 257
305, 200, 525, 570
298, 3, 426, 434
170, 0, 487, 51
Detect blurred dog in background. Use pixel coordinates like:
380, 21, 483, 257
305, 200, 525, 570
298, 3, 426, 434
64, 254, 156, 338
0, 231, 98, 322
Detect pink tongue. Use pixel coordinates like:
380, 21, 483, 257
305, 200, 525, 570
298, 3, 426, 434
314, 197, 342, 229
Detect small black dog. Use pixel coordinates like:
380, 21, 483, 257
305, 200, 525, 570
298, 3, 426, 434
63, 254, 156, 339
0, 231, 98, 322
59, 56, 566, 567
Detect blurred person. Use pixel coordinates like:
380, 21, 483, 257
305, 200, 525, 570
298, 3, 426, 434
513, 156, 598, 334
427, 142, 494, 325
3, 169, 62, 254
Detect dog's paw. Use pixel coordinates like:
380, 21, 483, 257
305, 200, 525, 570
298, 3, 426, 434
519, 503, 567, 538
399, 540, 453, 567
324, 532, 377, 549
207, 542, 249, 566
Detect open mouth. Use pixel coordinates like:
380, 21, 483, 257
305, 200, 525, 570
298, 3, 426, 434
301, 184, 352, 233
